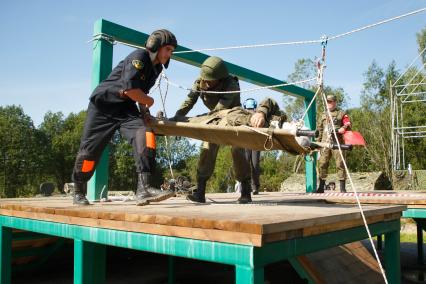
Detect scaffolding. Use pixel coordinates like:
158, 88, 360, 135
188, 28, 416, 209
391, 46, 426, 170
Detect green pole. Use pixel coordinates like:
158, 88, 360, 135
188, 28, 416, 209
87, 19, 113, 201
385, 221, 401, 284
0, 226, 12, 284
235, 265, 264, 284
74, 239, 106, 284
304, 97, 317, 192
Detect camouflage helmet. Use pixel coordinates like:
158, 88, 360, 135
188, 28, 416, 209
200, 56, 229, 81
326, 94, 337, 102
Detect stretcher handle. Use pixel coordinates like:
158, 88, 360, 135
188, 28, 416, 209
296, 129, 319, 137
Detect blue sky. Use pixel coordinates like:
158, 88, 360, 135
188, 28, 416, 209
0, 1, 425, 126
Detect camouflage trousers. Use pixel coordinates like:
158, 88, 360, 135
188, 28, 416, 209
318, 148, 347, 181
197, 142, 250, 183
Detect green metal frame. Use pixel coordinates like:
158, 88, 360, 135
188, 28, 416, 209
402, 209, 426, 266
0, 216, 401, 284
88, 19, 317, 201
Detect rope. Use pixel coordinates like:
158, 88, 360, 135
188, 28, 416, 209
241, 125, 274, 150
164, 76, 317, 94
171, 8, 426, 54
320, 90, 388, 284
154, 71, 175, 180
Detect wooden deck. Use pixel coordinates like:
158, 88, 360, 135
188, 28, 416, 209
0, 193, 406, 247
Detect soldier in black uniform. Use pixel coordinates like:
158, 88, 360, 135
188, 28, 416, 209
71, 29, 177, 206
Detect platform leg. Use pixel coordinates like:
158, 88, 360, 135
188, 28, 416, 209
415, 219, 424, 266
235, 265, 264, 284
168, 255, 175, 284
74, 239, 106, 284
385, 229, 401, 284
377, 234, 383, 251
289, 257, 315, 284
0, 226, 12, 284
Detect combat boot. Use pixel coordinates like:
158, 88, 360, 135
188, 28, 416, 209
73, 182, 90, 205
340, 180, 347, 193
252, 183, 259, 195
237, 180, 252, 204
136, 173, 175, 205
135, 173, 152, 206
187, 178, 207, 203
317, 179, 326, 193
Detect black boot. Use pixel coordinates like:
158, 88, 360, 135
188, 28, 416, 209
252, 183, 259, 195
340, 180, 347, 193
317, 179, 326, 193
135, 173, 152, 206
73, 182, 90, 205
187, 178, 207, 203
237, 180, 252, 204
136, 173, 175, 205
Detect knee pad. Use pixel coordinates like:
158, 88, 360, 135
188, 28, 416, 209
73, 151, 96, 182
135, 128, 156, 154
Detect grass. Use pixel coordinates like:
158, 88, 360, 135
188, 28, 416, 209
400, 233, 421, 243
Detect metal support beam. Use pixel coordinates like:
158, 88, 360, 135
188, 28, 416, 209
385, 226, 401, 284
74, 239, 106, 284
415, 220, 424, 266
304, 97, 317, 192
235, 265, 264, 284
87, 20, 113, 201
168, 256, 175, 284
0, 226, 12, 284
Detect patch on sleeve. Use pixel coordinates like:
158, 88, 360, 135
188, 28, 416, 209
132, 60, 144, 70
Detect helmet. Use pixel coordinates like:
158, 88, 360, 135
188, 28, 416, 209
145, 29, 177, 52
200, 56, 229, 81
243, 98, 257, 110
326, 94, 337, 102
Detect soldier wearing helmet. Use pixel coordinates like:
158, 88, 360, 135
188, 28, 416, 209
243, 98, 261, 195
71, 29, 177, 206
316, 94, 351, 193
174, 56, 252, 204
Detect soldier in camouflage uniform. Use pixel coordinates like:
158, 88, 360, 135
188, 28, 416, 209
178, 97, 285, 128
316, 95, 351, 193
174, 56, 252, 203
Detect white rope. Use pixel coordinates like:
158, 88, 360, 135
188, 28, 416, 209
300, 42, 389, 283
164, 76, 317, 94
154, 71, 175, 180
240, 125, 274, 150
172, 7, 426, 54
321, 91, 388, 284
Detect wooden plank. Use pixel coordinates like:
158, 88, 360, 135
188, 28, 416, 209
0, 209, 263, 246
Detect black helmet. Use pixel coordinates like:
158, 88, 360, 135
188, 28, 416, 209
145, 29, 177, 68
145, 29, 177, 53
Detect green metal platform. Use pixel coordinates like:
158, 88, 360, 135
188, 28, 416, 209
0, 195, 405, 283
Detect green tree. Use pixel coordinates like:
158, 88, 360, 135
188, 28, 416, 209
417, 27, 426, 64
39, 111, 86, 191
0, 106, 45, 197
